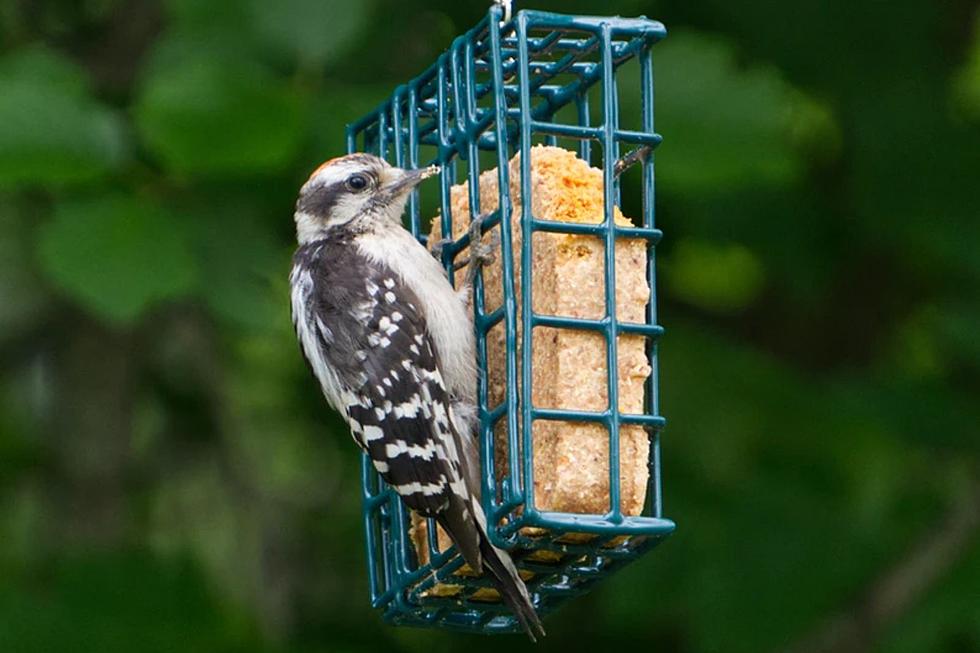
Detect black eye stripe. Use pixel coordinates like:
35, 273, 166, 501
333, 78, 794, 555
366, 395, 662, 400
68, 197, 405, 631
297, 181, 346, 217
298, 168, 380, 217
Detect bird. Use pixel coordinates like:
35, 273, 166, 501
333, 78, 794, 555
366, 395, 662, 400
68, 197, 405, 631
288, 153, 544, 640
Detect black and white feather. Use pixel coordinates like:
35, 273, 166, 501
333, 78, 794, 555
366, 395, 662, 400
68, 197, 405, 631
292, 240, 468, 515
289, 154, 544, 640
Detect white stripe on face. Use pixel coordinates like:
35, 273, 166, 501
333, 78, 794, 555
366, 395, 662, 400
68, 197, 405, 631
294, 156, 408, 243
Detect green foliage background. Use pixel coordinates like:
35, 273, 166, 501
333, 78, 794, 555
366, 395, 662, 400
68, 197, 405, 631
1, 1, 978, 652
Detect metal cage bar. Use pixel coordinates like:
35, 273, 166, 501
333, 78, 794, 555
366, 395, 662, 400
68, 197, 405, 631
349, 6, 672, 634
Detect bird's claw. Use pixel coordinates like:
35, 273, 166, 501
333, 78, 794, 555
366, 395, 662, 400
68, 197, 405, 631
432, 214, 499, 281
430, 236, 452, 261
462, 214, 499, 286
469, 230, 500, 268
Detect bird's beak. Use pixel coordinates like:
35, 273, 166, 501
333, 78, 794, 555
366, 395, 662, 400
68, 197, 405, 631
384, 165, 440, 197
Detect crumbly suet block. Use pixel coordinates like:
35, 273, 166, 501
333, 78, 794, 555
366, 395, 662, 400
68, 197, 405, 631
414, 145, 651, 569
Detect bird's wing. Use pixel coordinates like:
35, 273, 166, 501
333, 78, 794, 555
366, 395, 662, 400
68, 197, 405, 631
303, 258, 475, 537
341, 273, 486, 567
293, 244, 482, 568
344, 284, 462, 513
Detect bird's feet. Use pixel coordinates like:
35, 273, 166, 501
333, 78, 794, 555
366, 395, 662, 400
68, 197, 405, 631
430, 214, 499, 272
462, 213, 499, 287
429, 234, 452, 262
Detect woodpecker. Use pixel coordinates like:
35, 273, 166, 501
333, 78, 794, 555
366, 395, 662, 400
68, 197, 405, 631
289, 153, 544, 640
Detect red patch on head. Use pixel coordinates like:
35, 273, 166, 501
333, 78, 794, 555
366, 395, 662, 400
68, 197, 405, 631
307, 156, 346, 182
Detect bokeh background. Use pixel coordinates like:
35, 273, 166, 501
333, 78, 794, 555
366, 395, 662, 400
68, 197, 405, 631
2, 0, 979, 652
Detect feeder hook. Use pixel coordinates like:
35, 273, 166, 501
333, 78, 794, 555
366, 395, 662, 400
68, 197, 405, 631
493, 0, 513, 22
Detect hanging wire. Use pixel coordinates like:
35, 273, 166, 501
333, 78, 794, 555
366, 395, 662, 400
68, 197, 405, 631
493, 0, 513, 22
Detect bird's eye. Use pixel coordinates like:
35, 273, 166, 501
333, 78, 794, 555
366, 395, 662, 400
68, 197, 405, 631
346, 174, 369, 192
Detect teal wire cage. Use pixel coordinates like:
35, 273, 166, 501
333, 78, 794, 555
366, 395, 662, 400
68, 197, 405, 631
347, 4, 673, 634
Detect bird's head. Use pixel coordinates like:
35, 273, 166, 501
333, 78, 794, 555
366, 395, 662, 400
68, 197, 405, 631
294, 153, 439, 244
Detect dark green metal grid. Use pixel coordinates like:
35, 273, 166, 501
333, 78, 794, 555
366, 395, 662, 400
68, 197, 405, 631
347, 5, 672, 634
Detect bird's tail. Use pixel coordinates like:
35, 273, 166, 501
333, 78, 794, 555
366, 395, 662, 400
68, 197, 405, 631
438, 498, 545, 641
479, 534, 546, 642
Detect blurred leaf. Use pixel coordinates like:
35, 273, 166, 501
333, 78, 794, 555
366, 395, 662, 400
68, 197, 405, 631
784, 86, 842, 162
654, 31, 839, 192
247, 0, 375, 67
950, 15, 980, 121
37, 195, 198, 323
658, 187, 837, 310
164, 0, 253, 33
0, 48, 127, 187
0, 2, 20, 41
849, 376, 980, 454
227, 324, 349, 504
881, 301, 980, 381
180, 198, 285, 331
306, 84, 392, 162
663, 238, 766, 313
0, 551, 267, 653
0, 482, 42, 574
148, 462, 259, 608
135, 59, 305, 176
147, 0, 263, 76
937, 303, 980, 366
142, 30, 261, 77
0, 201, 50, 337
0, 45, 88, 95
886, 306, 947, 380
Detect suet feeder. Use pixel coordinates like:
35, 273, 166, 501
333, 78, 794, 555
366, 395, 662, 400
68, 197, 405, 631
347, 3, 673, 634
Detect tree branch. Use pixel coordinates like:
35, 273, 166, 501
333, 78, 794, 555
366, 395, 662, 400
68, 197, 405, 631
782, 476, 980, 653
